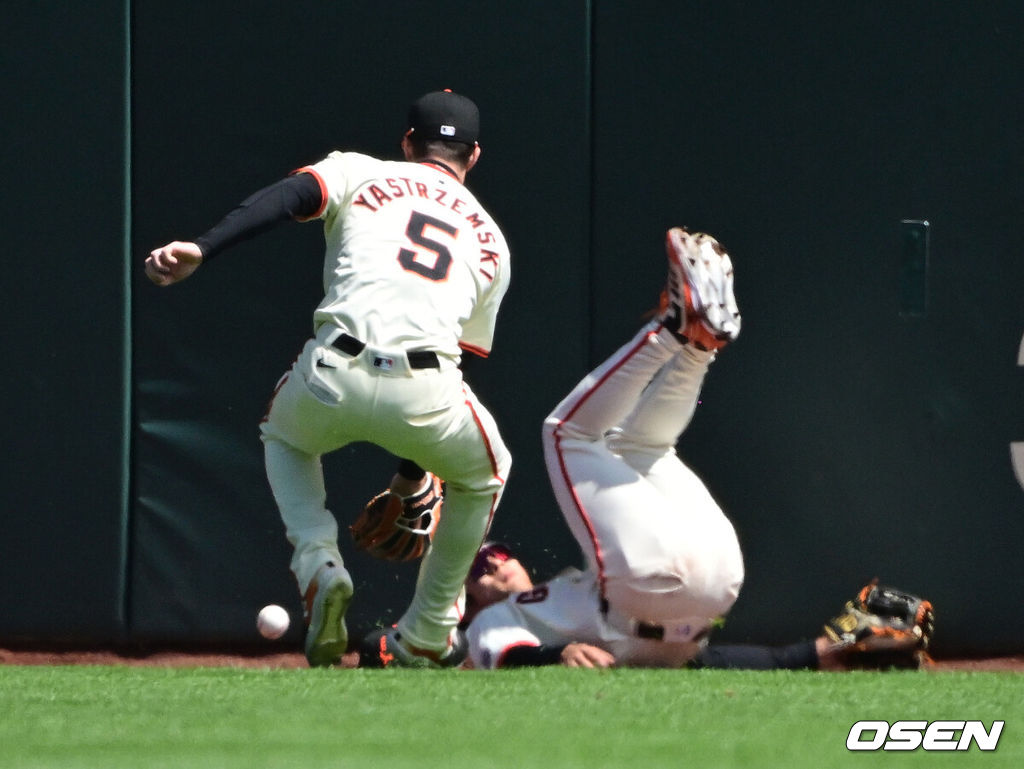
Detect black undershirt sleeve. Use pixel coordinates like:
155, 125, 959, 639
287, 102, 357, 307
500, 641, 818, 670
194, 172, 324, 260
499, 644, 568, 667
691, 641, 819, 671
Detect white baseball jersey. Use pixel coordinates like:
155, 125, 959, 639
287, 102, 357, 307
466, 568, 625, 669
466, 567, 712, 670
297, 151, 510, 359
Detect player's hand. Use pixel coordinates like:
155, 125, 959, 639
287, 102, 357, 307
145, 241, 204, 286
560, 643, 615, 668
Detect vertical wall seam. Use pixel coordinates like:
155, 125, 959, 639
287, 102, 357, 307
585, 0, 595, 365
116, 0, 134, 642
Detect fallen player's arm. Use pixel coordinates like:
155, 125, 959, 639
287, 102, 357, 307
501, 642, 615, 668
691, 640, 820, 670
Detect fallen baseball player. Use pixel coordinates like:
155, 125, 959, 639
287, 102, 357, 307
353, 227, 934, 670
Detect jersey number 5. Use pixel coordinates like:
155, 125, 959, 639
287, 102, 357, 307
398, 211, 456, 281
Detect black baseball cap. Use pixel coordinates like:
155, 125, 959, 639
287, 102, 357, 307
406, 89, 480, 145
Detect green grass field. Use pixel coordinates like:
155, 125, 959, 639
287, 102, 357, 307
0, 665, 1018, 769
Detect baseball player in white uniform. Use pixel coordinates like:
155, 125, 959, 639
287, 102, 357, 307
359, 229, 934, 671
419, 542, 932, 670
463, 228, 743, 669
145, 90, 512, 667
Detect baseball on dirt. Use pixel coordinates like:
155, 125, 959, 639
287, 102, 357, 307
256, 604, 290, 639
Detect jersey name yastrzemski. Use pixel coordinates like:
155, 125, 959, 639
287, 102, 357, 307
301, 152, 510, 360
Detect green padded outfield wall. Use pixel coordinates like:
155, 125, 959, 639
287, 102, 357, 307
0, 3, 130, 643
2, 2, 1021, 657
128, 0, 592, 646
587, 2, 1024, 654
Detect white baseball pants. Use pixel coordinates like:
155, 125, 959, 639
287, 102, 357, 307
542, 321, 744, 632
261, 330, 510, 653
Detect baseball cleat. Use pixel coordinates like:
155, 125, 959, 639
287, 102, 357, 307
358, 626, 466, 669
660, 227, 741, 350
303, 561, 354, 667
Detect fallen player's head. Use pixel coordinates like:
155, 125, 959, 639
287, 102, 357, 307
463, 542, 533, 624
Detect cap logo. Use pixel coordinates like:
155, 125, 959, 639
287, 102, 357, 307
440, 124, 456, 137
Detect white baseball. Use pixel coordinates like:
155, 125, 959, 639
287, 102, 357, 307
257, 604, 290, 640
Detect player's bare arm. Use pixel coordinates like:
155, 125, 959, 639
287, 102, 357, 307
145, 241, 203, 286
470, 640, 618, 669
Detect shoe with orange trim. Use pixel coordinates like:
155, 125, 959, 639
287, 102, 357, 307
659, 227, 741, 350
357, 626, 467, 669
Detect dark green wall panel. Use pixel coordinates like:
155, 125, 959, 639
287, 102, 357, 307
590, 2, 1024, 655
0, 3, 129, 642
3, 1, 1019, 657
129, 0, 592, 642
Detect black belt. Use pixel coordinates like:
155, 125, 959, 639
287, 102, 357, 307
635, 621, 668, 641
331, 333, 440, 370
634, 620, 709, 643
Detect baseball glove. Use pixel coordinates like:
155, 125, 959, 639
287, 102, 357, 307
823, 580, 935, 669
350, 474, 443, 561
